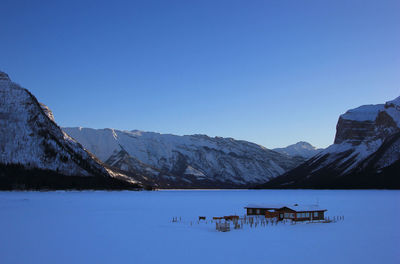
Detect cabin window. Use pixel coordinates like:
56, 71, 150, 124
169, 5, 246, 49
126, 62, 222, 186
248, 209, 252, 214
280, 214, 283, 218
306, 212, 310, 217
256, 209, 260, 214
285, 213, 294, 218
314, 212, 318, 217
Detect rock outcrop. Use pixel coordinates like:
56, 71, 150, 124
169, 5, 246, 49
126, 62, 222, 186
261, 97, 400, 189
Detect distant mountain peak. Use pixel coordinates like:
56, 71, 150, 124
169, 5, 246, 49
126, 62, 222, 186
293, 141, 314, 147
273, 141, 322, 159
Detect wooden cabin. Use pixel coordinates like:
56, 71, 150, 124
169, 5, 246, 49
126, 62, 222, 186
245, 204, 327, 221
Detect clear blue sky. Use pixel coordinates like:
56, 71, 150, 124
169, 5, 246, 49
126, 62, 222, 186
1, 0, 399, 148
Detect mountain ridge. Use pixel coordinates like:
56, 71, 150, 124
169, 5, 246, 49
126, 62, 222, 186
273, 141, 323, 159
259, 96, 400, 189
0, 71, 140, 190
63, 127, 306, 188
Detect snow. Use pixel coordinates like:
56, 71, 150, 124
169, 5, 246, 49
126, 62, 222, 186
375, 136, 400, 169
386, 96, 400, 108
0, 190, 399, 264
246, 203, 289, 208
39, 103, 55, 122
0, 75, 91, 176
384, 96, 400, 127
246, 203, 326, 212
340, 104, 385, 122
288, 204, 325, 211
104, 168, 139, 184
184, 166, 206, 178
0, 71, 129, 181
63, 127, 302, 185
311, 137, 384, 173
273, 141, 322, 158
386, 107, 400, 128
340, 97, 400, 126
308, 96, 400, 175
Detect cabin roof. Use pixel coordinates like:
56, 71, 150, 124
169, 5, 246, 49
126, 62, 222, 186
245, 204, 326, 212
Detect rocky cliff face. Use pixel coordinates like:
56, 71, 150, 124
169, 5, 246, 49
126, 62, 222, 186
0, 71, 139, 189
334, 103, 399, 145
63, 127, 305, 188
262, 97, 400, 189
39, 103, 55, 122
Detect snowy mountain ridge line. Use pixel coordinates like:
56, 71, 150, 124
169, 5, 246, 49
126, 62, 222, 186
0, 71, 100, 175
0, 71, 138, 188
320, 96, 400, 170
340, 96, 400, 126
273, 141, 322, 159
63, 127, 306, 186
261, 96, 400, 189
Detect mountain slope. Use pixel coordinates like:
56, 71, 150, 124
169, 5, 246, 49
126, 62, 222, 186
273, 141, 322, 159
0, 71, 140, 190
63, 127, 305, 188
261, 97, 400, 189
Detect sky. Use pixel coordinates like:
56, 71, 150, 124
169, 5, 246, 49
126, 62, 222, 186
1, 0, 399, 148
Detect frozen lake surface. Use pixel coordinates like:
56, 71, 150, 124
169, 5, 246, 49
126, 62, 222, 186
0, 190, 399, 264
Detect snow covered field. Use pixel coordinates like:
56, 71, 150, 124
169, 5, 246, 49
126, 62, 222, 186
0, 190, 399, 264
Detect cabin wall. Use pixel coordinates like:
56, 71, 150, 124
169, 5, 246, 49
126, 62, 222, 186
295, 211, 325, 221
246, 208, 326, 221
316, 211, 325, 220
265, 211, 279, 219
247, 208, 267, 215
276, 208, 296, 220
295, 212, 311, 221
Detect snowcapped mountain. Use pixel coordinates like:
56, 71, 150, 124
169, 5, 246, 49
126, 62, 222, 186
262, 97, 400, 189
0, 71, 139, 190
273, 142, 322, 159
63, 127, 305, 188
